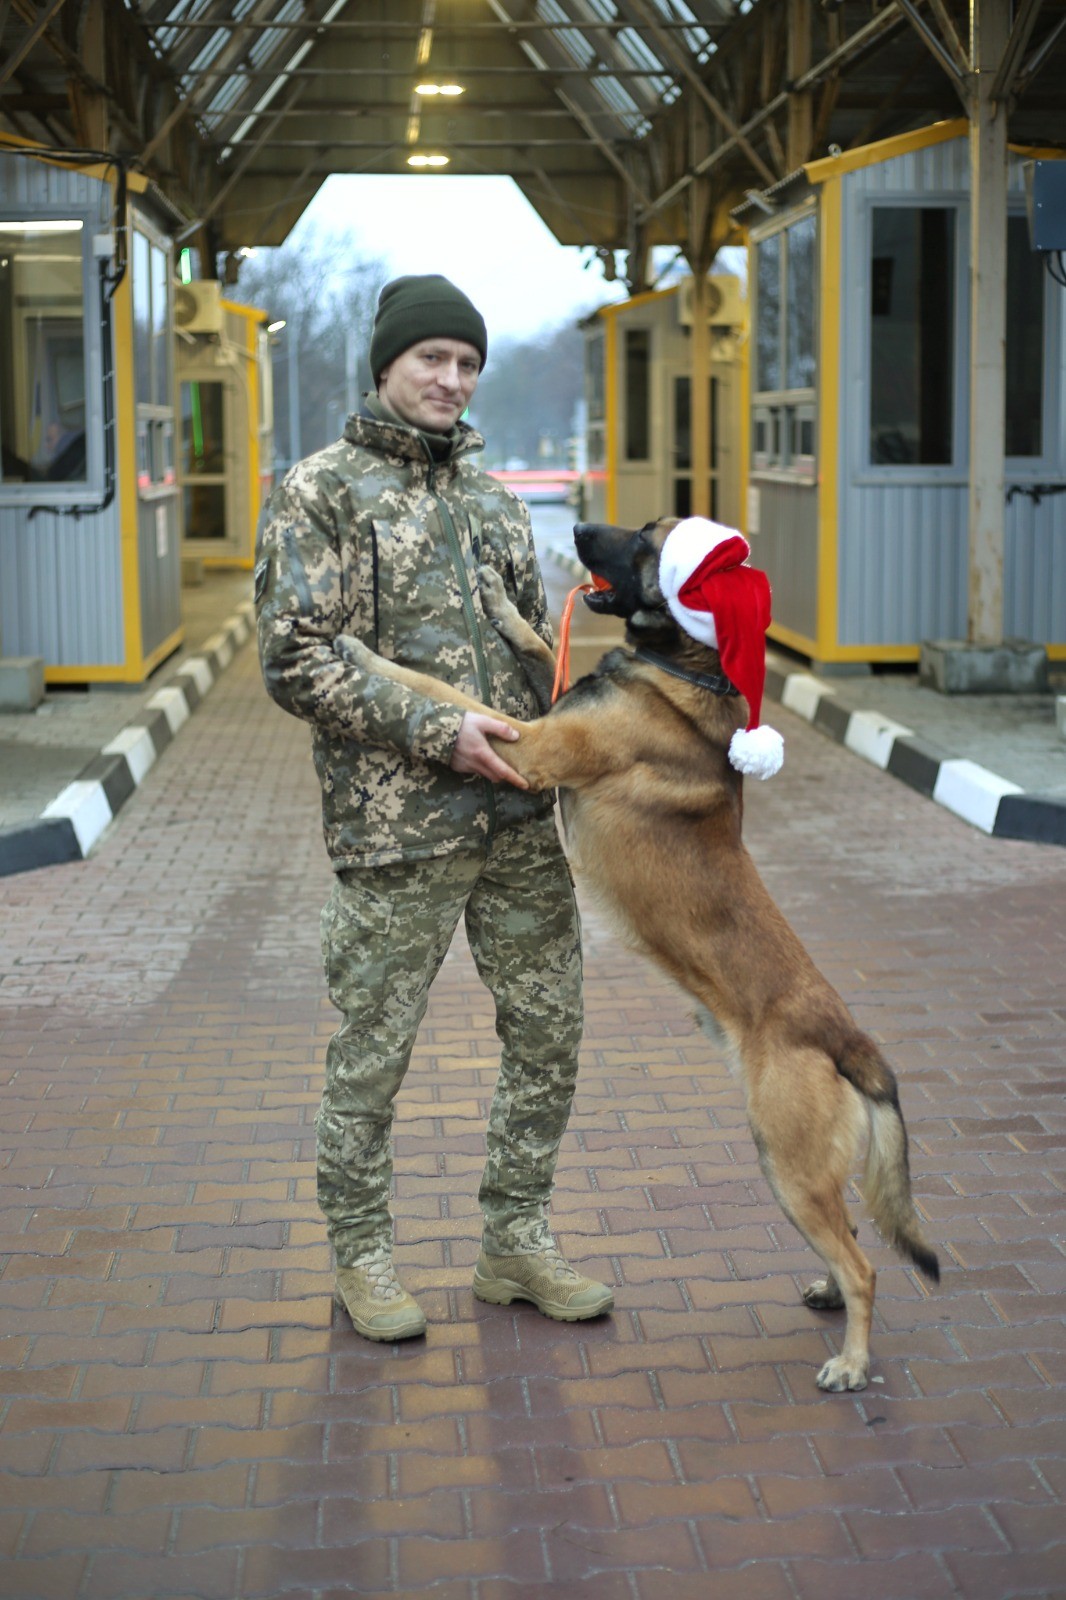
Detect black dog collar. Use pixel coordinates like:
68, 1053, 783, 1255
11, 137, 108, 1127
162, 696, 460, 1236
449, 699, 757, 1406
633, 647, 739, 698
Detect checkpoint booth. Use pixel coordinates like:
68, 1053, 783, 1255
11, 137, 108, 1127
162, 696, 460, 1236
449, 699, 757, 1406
735, 119, 1066, 668
580, 274, 746, 531
175, 283, 274, 569
0, 135, 274, 689
0, 136, 184, 684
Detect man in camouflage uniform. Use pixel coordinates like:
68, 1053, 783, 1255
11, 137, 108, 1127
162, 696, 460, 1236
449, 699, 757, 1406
255, 274, 613, 1340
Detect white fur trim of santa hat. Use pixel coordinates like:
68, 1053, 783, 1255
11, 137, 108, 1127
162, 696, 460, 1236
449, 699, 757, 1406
658, 518, 750, 648
729, 724, 784, 780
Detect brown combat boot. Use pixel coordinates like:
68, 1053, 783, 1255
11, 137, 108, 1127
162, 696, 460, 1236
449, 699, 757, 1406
335, 1251, 426, 1341
473, 1244, 614, 1321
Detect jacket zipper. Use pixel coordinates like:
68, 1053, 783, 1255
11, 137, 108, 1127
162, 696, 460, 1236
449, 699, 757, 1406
426, 457, 497, 837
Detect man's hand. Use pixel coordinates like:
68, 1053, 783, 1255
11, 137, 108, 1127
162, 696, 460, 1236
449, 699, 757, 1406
450, 713, 529, 788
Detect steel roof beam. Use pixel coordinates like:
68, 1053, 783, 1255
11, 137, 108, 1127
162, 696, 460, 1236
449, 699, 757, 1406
1013, 10, 1066, 95
619, 0, 776, 185
139, 16, 730, 32
992, 0, 1046, 101
896, 0, 969, 108
638, 0, 911, 221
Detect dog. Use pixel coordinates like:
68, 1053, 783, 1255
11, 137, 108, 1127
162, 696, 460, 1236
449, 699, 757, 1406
335, 515, 939, 1391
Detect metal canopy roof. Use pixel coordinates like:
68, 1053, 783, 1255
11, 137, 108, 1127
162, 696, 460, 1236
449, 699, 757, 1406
2, 1, 1065, 284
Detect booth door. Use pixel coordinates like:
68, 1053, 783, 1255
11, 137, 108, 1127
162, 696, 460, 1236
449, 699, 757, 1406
179, 375, 244, 560
668, 372, 720, 522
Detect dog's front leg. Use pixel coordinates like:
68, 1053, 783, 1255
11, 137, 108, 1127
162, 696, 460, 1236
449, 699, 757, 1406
333, 634, 517, 724
477, 565, 555, 714
487, 706, 630, 793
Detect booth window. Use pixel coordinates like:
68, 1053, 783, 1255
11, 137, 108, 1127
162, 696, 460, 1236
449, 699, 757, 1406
752, 211, 817, 477
1005, 213, 1044, 458
0, 221, 87, 485
624, 328, 650, 460
673, 373, 720, 520
868, 206, 955, 466
181, 380, 227, 539
133, 225, 174, 491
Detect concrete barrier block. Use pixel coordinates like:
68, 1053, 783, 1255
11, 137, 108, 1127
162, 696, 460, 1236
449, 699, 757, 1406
920, 639, 1049, 694
0, 655, 45, 712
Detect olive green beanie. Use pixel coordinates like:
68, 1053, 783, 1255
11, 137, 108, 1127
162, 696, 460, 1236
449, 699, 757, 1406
369, 274, 488, 381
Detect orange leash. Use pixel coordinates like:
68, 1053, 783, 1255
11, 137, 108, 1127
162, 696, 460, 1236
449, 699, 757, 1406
551, 576, 610, 704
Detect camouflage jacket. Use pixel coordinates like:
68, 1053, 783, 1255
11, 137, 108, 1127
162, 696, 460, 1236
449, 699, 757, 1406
255, 410, 554, 868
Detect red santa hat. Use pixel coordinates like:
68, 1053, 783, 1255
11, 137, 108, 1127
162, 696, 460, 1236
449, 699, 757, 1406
658, 517, 784, 780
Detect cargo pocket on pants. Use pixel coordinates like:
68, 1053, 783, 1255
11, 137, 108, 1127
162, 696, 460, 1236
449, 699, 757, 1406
321, 877, 395, 1025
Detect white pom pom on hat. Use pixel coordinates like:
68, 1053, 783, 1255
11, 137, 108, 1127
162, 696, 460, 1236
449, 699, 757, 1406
658, 517, 784, 780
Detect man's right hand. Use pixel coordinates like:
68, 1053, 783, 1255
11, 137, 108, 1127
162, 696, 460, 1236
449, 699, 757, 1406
449, 713, 529, 788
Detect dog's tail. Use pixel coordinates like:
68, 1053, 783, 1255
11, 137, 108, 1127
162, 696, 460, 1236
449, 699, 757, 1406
837, 1039, 941, 1284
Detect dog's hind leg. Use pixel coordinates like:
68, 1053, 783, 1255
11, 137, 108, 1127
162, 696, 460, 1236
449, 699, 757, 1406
750, 1072, 875, 1391
772, 1173, 875, 1391
802, 1212, 859, 1311
796, 1198, 876, 1392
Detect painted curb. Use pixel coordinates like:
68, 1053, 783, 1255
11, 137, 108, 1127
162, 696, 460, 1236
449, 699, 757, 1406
763, 650, 1065, 846
540, 547, 1065, 847
0, 601, 256, 878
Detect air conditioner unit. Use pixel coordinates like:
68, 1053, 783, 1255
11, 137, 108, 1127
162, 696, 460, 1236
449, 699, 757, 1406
173, 279, 224, 335
678, 273, 745, 329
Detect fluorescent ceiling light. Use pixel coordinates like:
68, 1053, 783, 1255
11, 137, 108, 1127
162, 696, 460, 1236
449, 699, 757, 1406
0, 220, 83, 232
407, 153, 450, 167
415, 82, 464, 95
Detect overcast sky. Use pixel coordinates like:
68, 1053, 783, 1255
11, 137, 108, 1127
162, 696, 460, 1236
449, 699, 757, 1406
293, 172, 631, 342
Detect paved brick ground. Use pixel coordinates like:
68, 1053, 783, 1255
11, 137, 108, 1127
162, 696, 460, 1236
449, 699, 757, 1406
1, 635, 1065, 1599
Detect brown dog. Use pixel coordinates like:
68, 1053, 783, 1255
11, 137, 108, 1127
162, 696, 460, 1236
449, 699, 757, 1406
335, 516, 939, 1391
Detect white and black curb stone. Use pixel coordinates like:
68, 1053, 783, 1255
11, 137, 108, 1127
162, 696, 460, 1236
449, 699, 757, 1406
765, 654, 1066, 846
0, 602, 255, 878
543, 545, 1065, 847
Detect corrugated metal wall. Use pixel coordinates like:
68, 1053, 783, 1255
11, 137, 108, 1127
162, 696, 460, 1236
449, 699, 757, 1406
0, 507, 124, 662
837, 137, 1065, 649
752, 480, 819, 641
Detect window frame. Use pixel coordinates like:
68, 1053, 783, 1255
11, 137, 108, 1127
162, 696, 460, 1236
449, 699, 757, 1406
749, 200, 819, 485
622, 324, 652, 463
855, 195, 968, 485
131, 212, 176, 503
1004, 202, 1059, 474
0, 208, 104, 504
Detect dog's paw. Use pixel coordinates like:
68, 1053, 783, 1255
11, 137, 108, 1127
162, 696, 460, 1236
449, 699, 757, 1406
816, 1353, 869, 1392
803, 1277, 845, 1311
334, 633, 375, 669
476, 564, 508, 616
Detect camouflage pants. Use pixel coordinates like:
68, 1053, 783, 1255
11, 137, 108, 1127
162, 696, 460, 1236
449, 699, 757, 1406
316, 817, 583, 1267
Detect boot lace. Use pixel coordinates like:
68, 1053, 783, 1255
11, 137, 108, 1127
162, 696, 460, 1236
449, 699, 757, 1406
353, 1249, 405, 1304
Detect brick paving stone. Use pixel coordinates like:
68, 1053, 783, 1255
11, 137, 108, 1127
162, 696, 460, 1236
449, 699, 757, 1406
2, 644, 1066, 1596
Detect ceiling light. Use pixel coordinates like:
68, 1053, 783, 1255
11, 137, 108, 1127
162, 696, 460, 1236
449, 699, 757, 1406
415, 82, 464, 96
0, 220, 82, 233
407, 153, 450, 168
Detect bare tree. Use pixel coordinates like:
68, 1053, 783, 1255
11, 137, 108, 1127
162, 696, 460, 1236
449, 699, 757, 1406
469, 318, 589, 470
229, 235, 388, 466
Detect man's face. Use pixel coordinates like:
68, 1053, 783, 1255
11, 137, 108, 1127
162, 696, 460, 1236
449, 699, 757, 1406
379, 337, 481, 431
